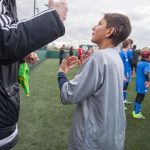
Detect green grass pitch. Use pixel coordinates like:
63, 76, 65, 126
12, 59, 150, 150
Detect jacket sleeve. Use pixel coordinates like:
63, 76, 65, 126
60, 54, 104, 105
0, 8, 65, 64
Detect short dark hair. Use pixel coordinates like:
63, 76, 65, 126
133, 45, 136, 49
122, 40, 129, 49
104, 13, 132, 46
127, 39, 133, 45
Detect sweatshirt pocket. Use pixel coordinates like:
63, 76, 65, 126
5, 83, 20, 125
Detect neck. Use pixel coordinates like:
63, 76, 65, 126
122, 48, 128, 51
98, 40, 115, 50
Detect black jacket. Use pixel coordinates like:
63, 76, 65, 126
0, 0, 65, 138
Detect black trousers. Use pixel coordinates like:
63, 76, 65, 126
59, 58, 63, 65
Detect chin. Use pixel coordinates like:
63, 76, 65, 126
91, 38, 97, 45
91, 38, 95, 43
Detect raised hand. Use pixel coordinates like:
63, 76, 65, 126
23, 52, 39, 65
48, 0, 68, 21
59, 55, 78, 73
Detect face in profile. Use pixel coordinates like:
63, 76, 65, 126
91, 17, 108, 45
128, 44, 133, 49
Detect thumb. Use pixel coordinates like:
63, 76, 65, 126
66, 54, 69, 59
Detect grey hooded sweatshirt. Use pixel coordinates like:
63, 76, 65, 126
60, 48, 126, 150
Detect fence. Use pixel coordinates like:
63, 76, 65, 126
30, 50, 77, 68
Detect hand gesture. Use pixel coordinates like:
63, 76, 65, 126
48, 0, 68, 21
80, 54, 89, 65
59, 55, 78, 73
23, 52, 39, 64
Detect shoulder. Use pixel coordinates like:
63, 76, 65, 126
145, 62, 150, 67
90, 50, 104, 61
119, 50, 124, 56
89, 49, 111, 66
80, 50, 103, 68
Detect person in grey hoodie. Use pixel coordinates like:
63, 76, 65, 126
58, 13, 132, 150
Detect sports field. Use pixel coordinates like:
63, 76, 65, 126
12, 59, 150, 150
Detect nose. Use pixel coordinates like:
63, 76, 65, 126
92, 26, 95, 31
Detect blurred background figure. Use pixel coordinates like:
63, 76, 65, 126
126, 39, 133, 76
85, 46, 94, 57
132, 45, 140, 75
132, 47, 150, 119
59, 44, 65, 65
69, 46, 74, 56
77, 46, 83, 67
119, 40, 132, 109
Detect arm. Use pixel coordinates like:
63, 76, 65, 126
127, 50, 133, 67
144, 73, 149, 81
0, 5, 65, 64
144, 64, 150, 88
144, 73, 150, 88
58, 72, 68, 89
58, 54, 103, 105
119, 51, 124, 63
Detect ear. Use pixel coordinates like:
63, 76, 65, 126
105, 27, 115, 38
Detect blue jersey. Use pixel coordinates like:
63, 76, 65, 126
119, 50, 132, 82
136, 61, 150, 94
127, 49, 133, 60
127, 49, 132, 74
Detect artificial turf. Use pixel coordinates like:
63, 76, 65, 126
12, 59, 150, 150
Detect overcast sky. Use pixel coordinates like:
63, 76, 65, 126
17, 0, 150, 49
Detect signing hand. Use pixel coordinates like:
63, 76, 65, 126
59, 55, 78, 73
80, 54, 89, 65
48, 0, 68, 21
23, 52, 39, 65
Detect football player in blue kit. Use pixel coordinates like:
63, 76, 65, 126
119, 40, 132, 110
132, 48, 150, 119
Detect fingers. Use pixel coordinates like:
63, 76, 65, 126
24, 52, 39, 64
67, 56, 78, 66
51, 1, 68, 21
48, 0, 54, 8
64, 55, 77, 63
31, 53, 39, 61
61, 56, 77, 69
68, 64, 76, 70
68, 59, 78, 66
60, 0, 68, 6
81, 54, 87, 60
68, 56, 78, 62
